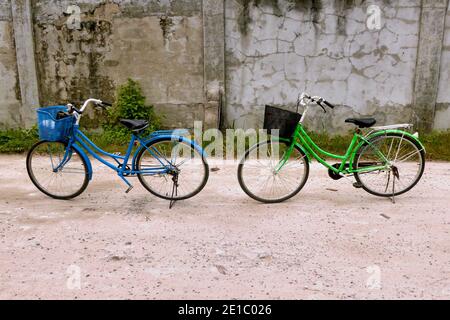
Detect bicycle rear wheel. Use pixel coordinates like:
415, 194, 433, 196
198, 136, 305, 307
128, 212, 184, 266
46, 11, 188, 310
238, 140, 309, 203
136, 137, 209, 200
26, 141, 89, 200
354, 133, 425, 197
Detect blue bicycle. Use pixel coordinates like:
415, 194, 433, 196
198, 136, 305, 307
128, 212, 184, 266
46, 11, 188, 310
26, 99, 209, 205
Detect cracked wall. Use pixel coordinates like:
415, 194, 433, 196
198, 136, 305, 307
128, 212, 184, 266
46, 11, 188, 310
436, 1, 450, 130
1, 0, 449, 132
225, 0, 425, 133
0, 0, 21, 128
32, 0, 204, 128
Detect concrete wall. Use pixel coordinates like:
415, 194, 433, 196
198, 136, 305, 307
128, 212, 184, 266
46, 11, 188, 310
0, 0, 21, 128
32, 0, 206, 128
225, 0, 425, 133
436, 0, 450, 130
0, 0, 449, 133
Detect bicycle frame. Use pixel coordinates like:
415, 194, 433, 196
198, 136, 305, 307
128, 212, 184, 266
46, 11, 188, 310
57, 125, 178, 187
276, 123, 390, 175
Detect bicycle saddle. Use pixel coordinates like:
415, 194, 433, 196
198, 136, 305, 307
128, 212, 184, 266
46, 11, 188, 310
345, 118, 376, 128
119, 119, 149, 132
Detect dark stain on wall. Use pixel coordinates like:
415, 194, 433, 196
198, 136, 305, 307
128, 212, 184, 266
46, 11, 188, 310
160, 15, 175, 40
33, 3, 116, 127
236, 0, 367, 35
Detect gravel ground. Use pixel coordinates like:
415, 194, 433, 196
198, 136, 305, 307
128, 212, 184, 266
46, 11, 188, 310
0, 154, 449, 300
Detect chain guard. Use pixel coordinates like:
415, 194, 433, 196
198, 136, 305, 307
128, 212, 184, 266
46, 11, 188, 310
328, 163, 345, 180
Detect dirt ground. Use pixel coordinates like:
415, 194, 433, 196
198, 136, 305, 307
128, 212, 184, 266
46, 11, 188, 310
0, 154, 449, 300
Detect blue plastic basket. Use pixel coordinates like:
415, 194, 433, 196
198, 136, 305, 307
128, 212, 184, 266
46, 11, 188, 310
36, 106, 75, 142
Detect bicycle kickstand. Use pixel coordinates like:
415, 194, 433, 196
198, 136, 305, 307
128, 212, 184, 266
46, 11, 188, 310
169, 174, 179, 209
390, 166, 400, 204
391, 171, 396, 204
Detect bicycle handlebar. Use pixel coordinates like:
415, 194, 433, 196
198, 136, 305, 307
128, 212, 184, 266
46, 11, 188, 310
299, 93, 336, 113
68, 98, 113, 124
322, 99, 335, 109
68, 99, 112, 113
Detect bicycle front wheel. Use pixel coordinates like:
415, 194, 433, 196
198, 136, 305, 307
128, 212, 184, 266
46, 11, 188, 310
354, 133, 425, 197
136, 137, 209, 200
26, 141, 89, 199
238, 140, 309, 203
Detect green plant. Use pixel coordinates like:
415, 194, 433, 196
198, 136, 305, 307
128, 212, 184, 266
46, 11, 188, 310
103, 79, 162, 144
0, 126, 39, 153
421, 130, 450, 161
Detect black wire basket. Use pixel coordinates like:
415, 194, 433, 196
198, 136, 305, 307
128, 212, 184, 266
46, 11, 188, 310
263, 105, 302, 139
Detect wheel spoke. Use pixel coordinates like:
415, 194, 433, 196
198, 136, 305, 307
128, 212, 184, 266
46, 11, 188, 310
137, 139, 208, 200
239, 141, 309, 202
27, 142, 88, 199
355, 135, 424, 197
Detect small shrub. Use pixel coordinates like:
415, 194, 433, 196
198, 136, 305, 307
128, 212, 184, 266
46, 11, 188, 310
421, 130, 450, 161
102, 79, 162, 144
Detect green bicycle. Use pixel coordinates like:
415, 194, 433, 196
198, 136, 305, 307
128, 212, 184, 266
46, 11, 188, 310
238, 93, 426, 203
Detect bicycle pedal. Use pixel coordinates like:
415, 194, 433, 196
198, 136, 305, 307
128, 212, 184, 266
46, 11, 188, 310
353, 182, 363, 189
125, 185, 134, 193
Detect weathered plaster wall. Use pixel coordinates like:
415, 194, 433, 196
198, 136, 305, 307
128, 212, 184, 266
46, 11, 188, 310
0, 0, 21, 128
32, 0, 205, 128
0, 0, 448, 132
436, 1, 450, 130
225, 0, 423, 133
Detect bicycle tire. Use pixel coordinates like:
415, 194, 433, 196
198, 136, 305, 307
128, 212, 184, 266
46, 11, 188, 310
354, 132, 425, 197
238, 140, 310, 203
135, 137, 209, 201
26, 140, 90, 200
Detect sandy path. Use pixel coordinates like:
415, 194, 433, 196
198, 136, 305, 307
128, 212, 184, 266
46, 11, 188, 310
0, 155, 449, 299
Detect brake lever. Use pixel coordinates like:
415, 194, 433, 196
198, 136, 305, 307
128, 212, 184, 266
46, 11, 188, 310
317, 102, 327, 113
94, 103, 106, 110
311, 97, 327, 113
67, 103, 82, 114
96, 101, 113, 110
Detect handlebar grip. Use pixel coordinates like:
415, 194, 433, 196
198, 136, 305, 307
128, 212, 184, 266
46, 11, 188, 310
101, 102, 113, 107
323, 100, 335, 109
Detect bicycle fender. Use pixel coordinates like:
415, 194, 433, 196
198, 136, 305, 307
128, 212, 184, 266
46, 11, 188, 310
349, 129, 426, 166
71, 144, 93, 180
132, 135, 207, 169
369, 130, 425, 152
